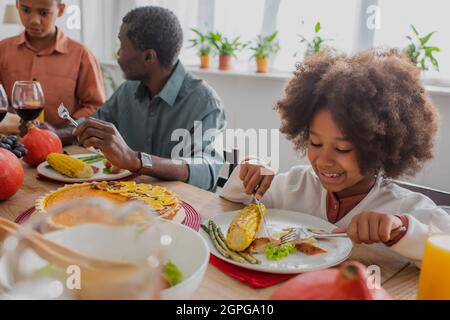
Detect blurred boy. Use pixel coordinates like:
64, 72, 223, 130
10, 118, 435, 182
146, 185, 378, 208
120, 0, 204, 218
0, 0, 105, 128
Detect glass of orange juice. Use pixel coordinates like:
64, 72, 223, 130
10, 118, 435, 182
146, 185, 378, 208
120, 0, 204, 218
417, 209, 450, 300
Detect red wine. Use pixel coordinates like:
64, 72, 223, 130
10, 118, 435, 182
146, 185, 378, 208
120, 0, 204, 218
0, 110, 7, 122
16, 107, 44, 121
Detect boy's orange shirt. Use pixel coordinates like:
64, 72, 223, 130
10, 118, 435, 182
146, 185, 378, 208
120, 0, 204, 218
0, 27, 105, 128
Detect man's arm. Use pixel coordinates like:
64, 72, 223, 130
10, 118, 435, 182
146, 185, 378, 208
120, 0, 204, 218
56, 125, 77, 146
74, 118, 189, 182
128, 152, 189, 183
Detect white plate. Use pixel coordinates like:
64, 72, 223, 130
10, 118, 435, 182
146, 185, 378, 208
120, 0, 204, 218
37, 153, 133, 183
201, 209, 353, 274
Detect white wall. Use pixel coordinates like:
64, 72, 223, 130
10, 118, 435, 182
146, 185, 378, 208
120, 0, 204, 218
0, 0, 23, 40
189, 68, 450, 192
0, 0, 81, 42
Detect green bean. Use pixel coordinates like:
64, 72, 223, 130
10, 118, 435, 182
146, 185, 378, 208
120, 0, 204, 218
207, 221, 231, 258
211, 223, 245, 264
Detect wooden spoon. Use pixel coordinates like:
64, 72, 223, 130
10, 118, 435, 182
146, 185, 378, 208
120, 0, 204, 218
0, 218, 162, 299
0, 217, 140, 271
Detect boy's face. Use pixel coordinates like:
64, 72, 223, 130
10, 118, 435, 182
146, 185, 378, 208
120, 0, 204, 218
16, 0, 65, 39
117, 24, 148, 81
307, 108, 375, 198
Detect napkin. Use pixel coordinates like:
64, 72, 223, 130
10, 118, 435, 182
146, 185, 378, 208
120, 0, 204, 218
209, 255, 295, 288
219, 165, 254, 205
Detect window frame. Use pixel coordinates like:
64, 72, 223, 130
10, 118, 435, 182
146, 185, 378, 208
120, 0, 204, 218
192, 0, 449, 86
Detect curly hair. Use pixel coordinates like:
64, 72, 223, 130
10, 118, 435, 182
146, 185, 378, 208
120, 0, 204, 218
275, 49, 440, 179
122, 6, 183, 69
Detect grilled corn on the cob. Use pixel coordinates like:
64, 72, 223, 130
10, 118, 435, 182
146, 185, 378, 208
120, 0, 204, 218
226, 203, 266, 252
47, 153, 94, 178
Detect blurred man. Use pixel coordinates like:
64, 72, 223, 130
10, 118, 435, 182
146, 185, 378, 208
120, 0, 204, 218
60, 6, 225, 191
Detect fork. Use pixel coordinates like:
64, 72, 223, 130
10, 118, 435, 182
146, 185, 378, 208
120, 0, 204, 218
253, 195, 270, 237
57, 103, 103, 156
279, 226, 407, 244
279, 227, 347, 244
57, 103, 79, 127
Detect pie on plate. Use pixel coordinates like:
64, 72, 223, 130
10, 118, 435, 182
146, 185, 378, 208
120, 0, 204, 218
35, 181, 185, 230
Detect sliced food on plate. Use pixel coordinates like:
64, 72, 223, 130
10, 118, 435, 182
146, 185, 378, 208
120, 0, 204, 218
38, 153, 130, 182
202, 203, 330, 266
102, 159, 125, 175
36, 181, 185, 230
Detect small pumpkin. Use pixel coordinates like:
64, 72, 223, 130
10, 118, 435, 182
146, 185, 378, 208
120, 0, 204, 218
270, 261, 391, 300
0, 148, 24, 200
22, 127, 62, 167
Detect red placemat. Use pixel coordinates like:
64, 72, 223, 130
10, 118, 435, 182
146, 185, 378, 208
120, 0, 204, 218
209, 255, 295, 288
15, 201, 201, 231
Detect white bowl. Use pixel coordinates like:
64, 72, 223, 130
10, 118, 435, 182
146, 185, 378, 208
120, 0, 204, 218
48, 221, 209, 300
0, 221, 209, 300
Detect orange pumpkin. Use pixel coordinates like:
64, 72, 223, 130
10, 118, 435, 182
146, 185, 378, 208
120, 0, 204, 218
270, 261, 391, 300
22, 127, 62, 167
0, 148, 24, 200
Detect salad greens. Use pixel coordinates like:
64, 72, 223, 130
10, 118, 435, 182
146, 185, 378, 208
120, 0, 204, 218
163, 260, 183, 286
265, 243, 296, 261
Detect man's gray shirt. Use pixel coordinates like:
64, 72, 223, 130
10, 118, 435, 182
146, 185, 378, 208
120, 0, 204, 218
93, 62, 226, 191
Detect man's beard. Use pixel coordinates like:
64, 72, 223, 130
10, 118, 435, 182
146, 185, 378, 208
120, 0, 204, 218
121, 66, 148, 82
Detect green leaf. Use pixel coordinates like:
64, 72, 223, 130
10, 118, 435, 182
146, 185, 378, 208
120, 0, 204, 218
420, 59, 427, 71
200, 46, 211, 56
249, 31, 280, 58
420, 31, 436, 45
431, 59, 439, 71
103, 167, 112, 174
190, 28, 203, 38
315, 22, 321, 33
163, 261, 183, 286
405, 25, 440, 72
411, 24, 419, 36
425, 46, 440, 53
267, 31, 278, 43
265, 243, 296, 261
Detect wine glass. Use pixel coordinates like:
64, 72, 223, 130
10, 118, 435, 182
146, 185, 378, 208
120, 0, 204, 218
0, 84, 7, 124
0, 198, 164, 300
11, 81, 45, 136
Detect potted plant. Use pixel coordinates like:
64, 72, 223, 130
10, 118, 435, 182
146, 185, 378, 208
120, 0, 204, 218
250, 31, 280, 73
296, 22, 333, 58
208, 32, 247, 70
189, 28, 213, 69
405, 24, 440, 72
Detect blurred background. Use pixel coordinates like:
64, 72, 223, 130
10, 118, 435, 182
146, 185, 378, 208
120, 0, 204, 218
1, 0, 450, 191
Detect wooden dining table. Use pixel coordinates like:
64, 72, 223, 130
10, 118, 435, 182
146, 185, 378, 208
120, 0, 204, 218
0, 145, 420, 300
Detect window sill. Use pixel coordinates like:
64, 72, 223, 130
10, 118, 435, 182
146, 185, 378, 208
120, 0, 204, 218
424, 85, 450, 97
185, 65, 293, 81
186, 65, 450, 97
100, 61, 450, 97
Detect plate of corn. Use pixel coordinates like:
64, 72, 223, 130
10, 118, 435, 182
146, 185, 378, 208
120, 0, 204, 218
37, 153, 132, 183
200, 205, 353, 274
